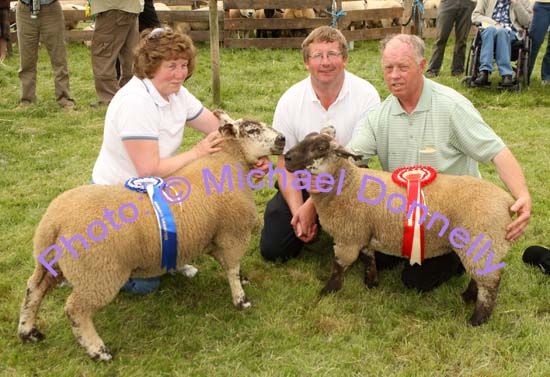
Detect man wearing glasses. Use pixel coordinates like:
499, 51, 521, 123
260, 26, 380, 262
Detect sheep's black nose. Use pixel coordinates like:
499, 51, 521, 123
284, 153, 291, 162
276, 134, 286, 144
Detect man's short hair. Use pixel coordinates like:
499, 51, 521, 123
133, 28, 197, 80
301, 26, 348, 62
380, 34, 425, 64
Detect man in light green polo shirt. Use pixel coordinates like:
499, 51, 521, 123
349, 34, 531, 291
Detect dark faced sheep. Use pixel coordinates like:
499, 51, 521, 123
284, 129, 513, 326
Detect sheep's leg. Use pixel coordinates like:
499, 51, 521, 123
461, 278, 478, 303
320, 244, 362, 296
18, 264, 61, 342
65, 276, 126, 361
360, 247, 379, 289
210, 244, 250, 309
469, 275, 500, 326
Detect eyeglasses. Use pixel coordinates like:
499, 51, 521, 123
307, 51, 343, 62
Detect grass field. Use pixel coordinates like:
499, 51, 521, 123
1, 38, 550, 376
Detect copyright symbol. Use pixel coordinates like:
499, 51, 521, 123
161, 176, 191, 204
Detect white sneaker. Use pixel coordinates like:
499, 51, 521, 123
177, 264, 198, 277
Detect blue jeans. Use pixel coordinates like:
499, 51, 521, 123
121, 277, 161, 294
479, 26, 517, 76
529, 2, 550, 81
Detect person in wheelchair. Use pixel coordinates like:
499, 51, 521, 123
472, 0, 532, 87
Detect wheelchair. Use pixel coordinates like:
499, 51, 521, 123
462, 25, 532, 92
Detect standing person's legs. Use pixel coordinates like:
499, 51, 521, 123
260, 189, 310, 262
0, 7, 9, 62
117, 13, 139, 89
541, 29, 550, 82
91, 10, 126, 104
16, 2, 39, 103
139, 0, 160, 32
41, 1, 72, 105
528, 2, 550, 79
427, 2, 456, 75
451, 1, 476, 75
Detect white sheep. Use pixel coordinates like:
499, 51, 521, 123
423, 0, 441, 28
282, 8, 316, 37
283, 129, 513, 326
228, 8, 255, 38
18, 112, 285, 361
340, 0, 368, 30
366, 0, 403, 29
60, 2, 86, 30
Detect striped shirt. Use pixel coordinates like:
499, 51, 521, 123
348, 78, 505, 177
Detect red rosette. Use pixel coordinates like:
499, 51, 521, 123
392, 165, 437, 187
391, 166, 437, 265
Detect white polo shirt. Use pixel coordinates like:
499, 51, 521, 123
92, 76, 203, 184
273, 71, 380, 152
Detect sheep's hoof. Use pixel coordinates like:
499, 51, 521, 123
468, 315, 489, 327
364, 278, 379, 289
90, 346, 113, 362
19, 327, 45, 342
320, 283, 340, 296
236, 297, 251, 310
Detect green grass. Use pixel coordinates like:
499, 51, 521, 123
1, 38, 550, 376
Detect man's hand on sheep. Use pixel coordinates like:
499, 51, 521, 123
191, 131, 224, 160
506, 195, 531, 241
492, 147, 531, 241
291, 199, 318, 242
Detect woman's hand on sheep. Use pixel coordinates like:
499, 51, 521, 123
506, 196, 531, 241
191, 131, 224, 160
251, 156, 271, 182
291, 199, 318, 243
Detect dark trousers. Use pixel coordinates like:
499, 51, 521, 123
260, 188, 312, 262
427, 0, 476, 74
260, 187, 464, 292
139, 0, 160, 32
529, 2, 550, 81
92, 9, 139, 104
116, 0, 159, 80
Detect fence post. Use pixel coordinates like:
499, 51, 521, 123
401, 0, 413, 35
209, 0, 221, 106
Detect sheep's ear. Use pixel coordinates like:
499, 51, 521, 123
333, 143, 363, 161
213, 109, 234, 126
320, 126, 336, 138
219, 122, 239, 138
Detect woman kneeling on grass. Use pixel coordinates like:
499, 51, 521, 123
91, 28, 224, 294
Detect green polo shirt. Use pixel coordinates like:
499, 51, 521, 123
348, 78, 505, 177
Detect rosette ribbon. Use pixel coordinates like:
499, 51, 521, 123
391, 166, 437, 265
125, 177, 178, 271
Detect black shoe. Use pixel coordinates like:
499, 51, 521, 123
401, 253, 465, 292
474, 71, 489, 85
375, 251, 404, 271
426, 70, 438, 78
523, 246, 550, 275
501, 75, 514, 87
